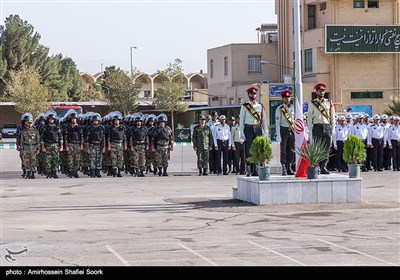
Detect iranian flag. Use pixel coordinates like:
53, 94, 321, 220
294, 98, 309, 177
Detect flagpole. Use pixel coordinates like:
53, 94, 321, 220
293, 0, 309, 177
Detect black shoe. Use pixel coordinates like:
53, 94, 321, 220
117, 169, 123, 177
30, 171, 35, 179
202, 168, 209, 176
158, 168, 162, 176
377, 169, 383, 171
223, 172, 228, 175
96, 169, 102, 178
199, 169, 202, 176
251, 171, 258, 176
74, 171, 79, 178
281, 164, 287, 176
320, 169, 330, 175
162, 167, 168, 176
53, 171, 59, 178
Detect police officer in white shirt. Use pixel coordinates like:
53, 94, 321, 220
213, 115, 232, 175
206, 111, 219, 174
381, 114, 392, 170
367, 114, 386, 171
334, 116, 351, 172
231, 115, 245, 175
387, 116, 400, 171
351, 113, 369, 171
239, 87, 268, 176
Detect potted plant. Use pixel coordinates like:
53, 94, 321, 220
294, 138, 330, 179
247, 136, 273, 180
343, 135, 367, 178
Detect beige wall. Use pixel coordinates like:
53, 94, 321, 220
276, 0, 400, 114
207, 43, 279, 106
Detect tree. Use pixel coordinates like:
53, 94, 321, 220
0, 15, 82, 101
153, 59, 189, 132
102, 66, 141, 115
383, 98, 400, 116
7, 65, 50, 117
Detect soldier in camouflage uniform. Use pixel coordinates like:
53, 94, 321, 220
151, 114, 174, 176
58, 116, 68, 175
192, 115, 213, 176
129, 115, 148, 177
20, 114, 40, 179
16, 113, 31, 178
145, 114, 157, 174
35, 113, 46, 176
86, 113, 105, 178
107, 113, 126, 177
41, 111, 63, 178
64, 111, 83, 178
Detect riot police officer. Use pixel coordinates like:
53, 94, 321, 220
151, 114, 174, 176
86, 113, 105, 178
41, 111, 63, 178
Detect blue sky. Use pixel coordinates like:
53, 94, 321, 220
1, 0, 277, 75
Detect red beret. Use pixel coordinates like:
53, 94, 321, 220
281, 89, 292, 98
313, 83, 327, 90
246, 87, 258, 94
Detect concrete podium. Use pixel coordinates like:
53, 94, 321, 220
233, 174, 361, 205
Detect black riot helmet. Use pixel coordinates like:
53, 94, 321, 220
68, 112, 78, 122
21, 112, 33, 124
157, 114, 167, 123
91, 113, 102, 123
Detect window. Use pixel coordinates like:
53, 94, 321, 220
368, 0, 379, 8
248, 55, 262, 73
351, 91, 383, 99
308, 5, 316, 29
210, 59, 214, 78
353, 0, 364, 8
320, 2, 326, 11
224, 56, 228, 76
304, 49, 313, 73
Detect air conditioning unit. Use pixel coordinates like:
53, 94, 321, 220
270, 34, 278, 43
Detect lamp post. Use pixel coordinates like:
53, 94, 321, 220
130, 46, 137, 76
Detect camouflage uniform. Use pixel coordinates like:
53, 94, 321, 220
41, 123, 63, 178
108, 123, 126, 177
20, 125, 40, 178
64, 123, 83, 178
130, 125, 148, 176
16, 124, 26, 176
86, 122, 105, 177
152, 124, 173, 176
192, 123, 213, 175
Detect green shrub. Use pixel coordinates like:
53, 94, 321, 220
294, 138, 330, 166
343, 135, 367, 164
247, 136, 273, 167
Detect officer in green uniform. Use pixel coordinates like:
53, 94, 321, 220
192, 115, 213, 176
41, 111, 63, 178
64, 111, 83, 178
20, 114, 40, 179
307, 82, 336, 174
275, 89, 295, 175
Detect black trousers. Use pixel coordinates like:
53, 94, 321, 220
383, 144, 392, 169
336, 140, 347, 171
391, 140, 400, 170
279, 127, 295, 164
371, 138, 384, 170
208, 147, 217, 174
234, 142, 245, 173
216, 139, 229, 174
312, 124, 332, 169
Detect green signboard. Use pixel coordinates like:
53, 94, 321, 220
325, 25, 400, 53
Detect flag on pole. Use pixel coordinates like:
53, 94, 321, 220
294, 98, 309, 177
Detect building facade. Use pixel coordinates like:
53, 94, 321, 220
276, 0, 400, 114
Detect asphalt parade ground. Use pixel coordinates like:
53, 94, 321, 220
0, 143, 399, 267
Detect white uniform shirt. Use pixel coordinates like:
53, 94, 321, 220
307, 98, 336, 138
351, 123, 369, 140
213, 123, 232, 147
333, 124, 351, 148
275, 103, 294, 142
367, 124, 385, 145
387, 124, 400, 143
238, 101, 268, 138
231, 124, 244, 144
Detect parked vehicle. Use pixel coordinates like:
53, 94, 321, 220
1, 123, 18, 138
52, 103, 83, 117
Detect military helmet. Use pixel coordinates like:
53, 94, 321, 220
91, 113, 101, 122
157, 114, 168, 122
68, 112, 78, 121
146, 114, 157, 123
37, 113, 46, 122
45, 110, 57, 121
21, 112, 33, 122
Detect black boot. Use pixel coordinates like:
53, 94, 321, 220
30, 171, 35, 179
117, 168, 123, 177
53, 170, 59, 178
107, 167, 112, 176
153, 167, 157, 175
281, 164, 287, 176
162, 167, 168, 176
133, 168, 139, 177
74, 170, 79, 178
130, 167, 135, 176
286, 163, 294, 175
203, 168, 209, 176
138, 169, 145, 177
21, 169, 26, 177
158, 167, 162, 176
199, 169, 202, 176
90, 169, 95, 178
46, 171, 52, 178
24, 171, 31, 179
145, 166, 149, 174
96, 169, 102, 178
112, 168, 117, 177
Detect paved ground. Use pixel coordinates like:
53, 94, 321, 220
0, 144, 399, 267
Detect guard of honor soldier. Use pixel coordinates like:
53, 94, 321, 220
307, 82, 336, 174
275, 89, 295, 175
239, 87, 268, 177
